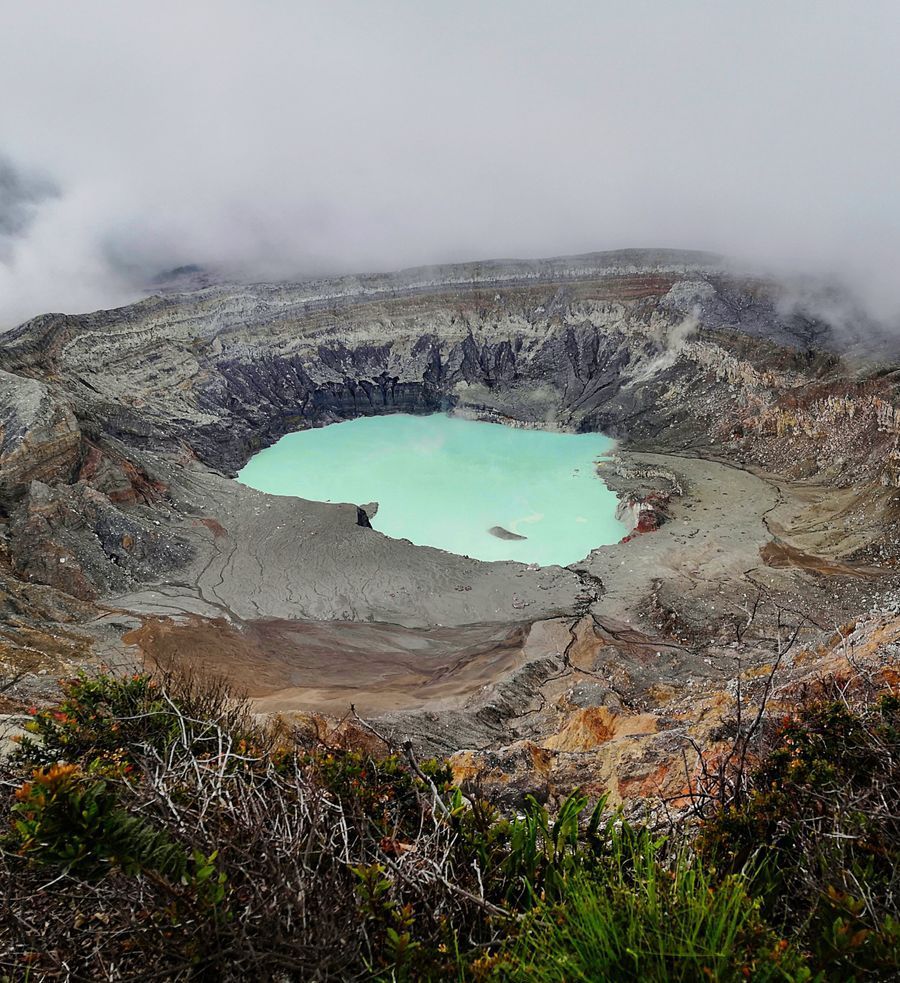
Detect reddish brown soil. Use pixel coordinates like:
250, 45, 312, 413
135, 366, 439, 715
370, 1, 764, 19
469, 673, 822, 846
123, 615, 528, 715
194, 517, 227, 538
760, 539, 891, 580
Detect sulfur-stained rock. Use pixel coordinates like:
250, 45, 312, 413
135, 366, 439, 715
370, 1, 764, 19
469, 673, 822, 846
541, 706, 657, 753
450, 740, 557, 808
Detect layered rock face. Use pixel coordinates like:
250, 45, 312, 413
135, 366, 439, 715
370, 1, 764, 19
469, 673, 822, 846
3, 251, 898, 483
0, 371, 80, 498
1, 248, 899, 807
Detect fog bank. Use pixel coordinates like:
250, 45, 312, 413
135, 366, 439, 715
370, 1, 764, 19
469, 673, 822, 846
1, 1, 898, 328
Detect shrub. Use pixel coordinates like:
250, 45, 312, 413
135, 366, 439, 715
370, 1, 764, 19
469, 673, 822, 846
8, 761, 188, 880
701, 693, 900, 979
2, 668, 899, 980
15, 672, 175, 765
1, 670, 482, 980
15, 667, 264, 768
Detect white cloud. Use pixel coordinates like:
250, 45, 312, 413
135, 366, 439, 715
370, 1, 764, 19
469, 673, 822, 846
1, 1, 898, 326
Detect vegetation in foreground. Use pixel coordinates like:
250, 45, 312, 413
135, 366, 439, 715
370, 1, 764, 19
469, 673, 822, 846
1, 668, 898, 981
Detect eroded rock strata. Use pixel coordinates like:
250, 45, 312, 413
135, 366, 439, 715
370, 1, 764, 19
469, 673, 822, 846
1, 249, 899, 808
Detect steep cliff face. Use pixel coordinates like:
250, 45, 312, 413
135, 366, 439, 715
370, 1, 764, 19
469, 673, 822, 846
2, 254, 895, 488
0, 370, 81, 498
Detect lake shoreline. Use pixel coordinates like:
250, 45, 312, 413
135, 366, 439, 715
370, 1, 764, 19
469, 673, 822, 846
236, 413, 628, 567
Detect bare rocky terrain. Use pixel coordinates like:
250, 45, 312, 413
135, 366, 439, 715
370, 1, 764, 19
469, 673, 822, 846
2, 248, 899, 807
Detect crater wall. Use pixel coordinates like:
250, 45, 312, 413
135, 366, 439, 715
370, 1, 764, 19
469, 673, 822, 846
1, 250, 899, 808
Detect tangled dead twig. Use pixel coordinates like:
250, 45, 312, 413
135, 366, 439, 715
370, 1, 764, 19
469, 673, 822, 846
0, 667, 511, 981
675, 604, 805, 819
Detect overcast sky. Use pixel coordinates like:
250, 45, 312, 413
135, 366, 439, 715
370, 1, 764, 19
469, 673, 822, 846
1, 1, 899, 327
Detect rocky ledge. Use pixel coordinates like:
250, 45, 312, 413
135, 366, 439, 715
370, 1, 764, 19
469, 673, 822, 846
1, 248, 899, 810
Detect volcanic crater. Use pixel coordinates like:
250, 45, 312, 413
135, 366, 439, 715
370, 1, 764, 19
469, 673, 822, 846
2, 248, 899, 805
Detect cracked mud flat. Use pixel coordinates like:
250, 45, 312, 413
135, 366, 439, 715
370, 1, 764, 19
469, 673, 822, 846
3, 249, 900, 804
107, 442, 897, 789
112, 450, 822, 712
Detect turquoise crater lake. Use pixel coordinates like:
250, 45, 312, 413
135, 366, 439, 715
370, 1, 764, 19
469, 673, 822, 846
236, 413, 628, 566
